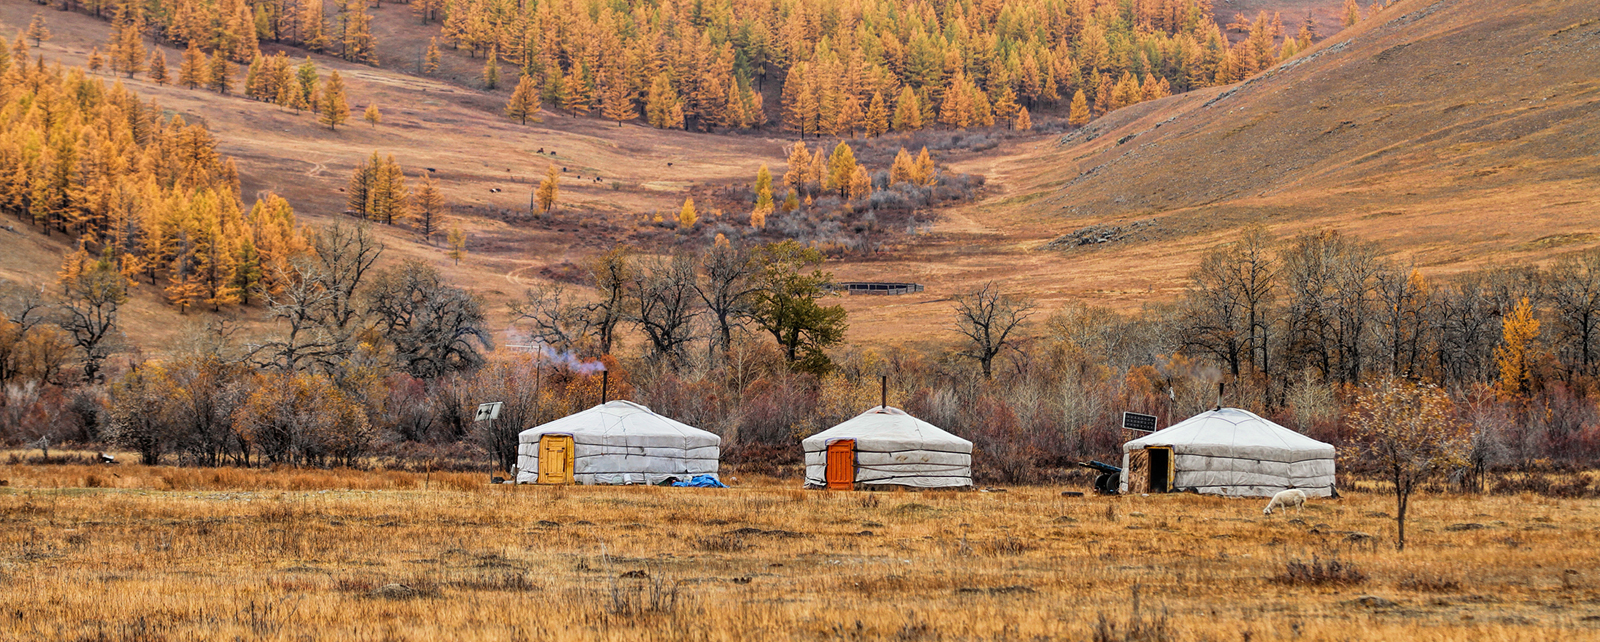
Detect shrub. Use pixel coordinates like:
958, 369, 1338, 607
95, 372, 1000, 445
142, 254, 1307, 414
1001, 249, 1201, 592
1274, 554, 1367, 586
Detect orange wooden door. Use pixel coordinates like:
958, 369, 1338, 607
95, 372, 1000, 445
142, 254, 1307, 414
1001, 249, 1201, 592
826, 440, 855, 490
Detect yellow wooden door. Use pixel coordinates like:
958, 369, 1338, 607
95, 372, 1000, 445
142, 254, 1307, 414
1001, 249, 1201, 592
538, 435, 574, 484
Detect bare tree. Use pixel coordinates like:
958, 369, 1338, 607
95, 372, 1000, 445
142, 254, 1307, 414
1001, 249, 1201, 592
632, 253, 701, 368
1180, 228, 1274, 381
366, 260, 493, 379
1431, 274, 1500, 386
509, 283, 597, 354
588, 246, 633, 355
696, 242, 759, 360
1373, 265, 1430, 379
953, 282, 1036, 379
251, 224, 384, 372
0, 284, 53, 390
1281, 231, 1378, 385
58, 252, 128, 383
1546, 249, 1600, 381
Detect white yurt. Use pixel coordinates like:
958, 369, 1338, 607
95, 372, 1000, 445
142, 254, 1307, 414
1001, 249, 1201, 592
514, 400, 720, 485
803, 406, 973, 489
1120, 408, 1335, 497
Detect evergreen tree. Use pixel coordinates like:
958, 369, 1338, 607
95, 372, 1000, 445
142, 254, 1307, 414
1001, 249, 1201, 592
243, 56, 262, 97
781, 63, 819, 137
849, 166, 870, 201
229, 235, 262, 306
505, 73, 542, 125
296, 57, 320, 110
754, 164, 774, 208
338, 0, 377, 64
300, 0, 329, 52
559, 64, 592, 114
319, 70, 350, 130
346, 155, 373, 219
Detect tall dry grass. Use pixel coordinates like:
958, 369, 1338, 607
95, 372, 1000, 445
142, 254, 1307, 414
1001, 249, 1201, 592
0, 463, 1596, 640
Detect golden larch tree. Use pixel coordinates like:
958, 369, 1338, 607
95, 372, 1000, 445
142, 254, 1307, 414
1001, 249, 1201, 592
413, 172, 445, 241
319, 70, 350, 130
447, 225, 466, 265
534, 165, 559, 215
678, 197, 698, 229
892, 86, 922, 131
180, 43, 206, 89
825, 142, 858, 199
1495, 297, 1542, 399
505, 73, 543, 125
1014, 106, 1032, 131
424, 38, 441, 74
889, 148, 915, 185
148, 51, 168, 85
364, 103, 382, 127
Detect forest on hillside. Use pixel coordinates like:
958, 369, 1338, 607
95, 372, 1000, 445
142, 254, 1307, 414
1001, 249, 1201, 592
38, 0, 1364, 132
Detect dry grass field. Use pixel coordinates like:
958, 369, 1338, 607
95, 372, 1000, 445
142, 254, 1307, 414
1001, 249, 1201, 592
2, 460, 1598, 641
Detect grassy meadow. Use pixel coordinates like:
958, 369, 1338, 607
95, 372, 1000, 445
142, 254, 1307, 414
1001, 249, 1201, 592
1, 460, 1597, 641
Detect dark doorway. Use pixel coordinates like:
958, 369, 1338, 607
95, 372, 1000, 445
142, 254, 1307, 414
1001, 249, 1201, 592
1147, 447, 1171, 493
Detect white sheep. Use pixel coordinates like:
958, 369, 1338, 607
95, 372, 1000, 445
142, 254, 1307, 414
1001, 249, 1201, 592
1263, 489, 1308, 516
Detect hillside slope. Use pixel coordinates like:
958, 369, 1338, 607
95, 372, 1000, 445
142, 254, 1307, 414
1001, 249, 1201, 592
819, 0, 1600, 342
1017, 0, 1600, 265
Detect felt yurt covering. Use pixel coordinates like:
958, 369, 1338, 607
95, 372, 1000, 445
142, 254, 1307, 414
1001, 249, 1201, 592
514, 400, 720, 485
1120, 408, 1335, 497
803, 406, 973, 488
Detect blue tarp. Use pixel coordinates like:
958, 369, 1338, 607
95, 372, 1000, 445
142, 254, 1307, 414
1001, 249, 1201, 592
672, 475, 727, 488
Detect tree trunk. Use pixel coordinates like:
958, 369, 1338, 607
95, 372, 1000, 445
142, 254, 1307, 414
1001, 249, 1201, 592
1395, 479, 1409, 551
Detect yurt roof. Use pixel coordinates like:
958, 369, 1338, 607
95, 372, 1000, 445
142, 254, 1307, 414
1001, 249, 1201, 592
1123, 408, 1333, 460
802, 406, 972, 454
519, 400, 719, 446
